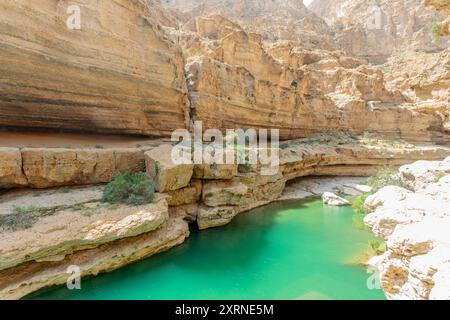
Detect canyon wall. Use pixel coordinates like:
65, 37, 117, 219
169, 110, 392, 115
0, 0, 447, 142
166, 15, 447, 142
0, 0, 189, 136
310, 0, 449, 64
163, 0, 335, 50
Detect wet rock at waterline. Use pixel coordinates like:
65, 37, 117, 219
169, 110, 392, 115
322, 192, 350, 206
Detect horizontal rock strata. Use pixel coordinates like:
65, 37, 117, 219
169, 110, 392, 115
0, 0, 188, 136
0, 213, 189, 300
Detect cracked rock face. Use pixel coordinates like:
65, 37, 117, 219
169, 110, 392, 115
164, 0, 335, 50
310, 0, 449, 64
365, 158, 450, 300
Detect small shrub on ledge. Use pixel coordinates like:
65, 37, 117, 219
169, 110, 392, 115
367, 167, 407, 192
102, 172, 155, 206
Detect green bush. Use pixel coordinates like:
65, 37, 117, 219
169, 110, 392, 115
434, 171, 447, 182
432, 21, 441, 42
1, 206, 42, 232
367, 167, 406, 192
368, 239, 387, 255
351, 193, 370, 215
102, 172, 155, 206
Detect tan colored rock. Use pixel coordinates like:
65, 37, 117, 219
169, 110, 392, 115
310, 0, 449, 64
166, 180, 202, 206
383, 49, 450, 103
165, 0, 335, 50
169, 204, 199, 223
0, 195, 169, 272
176, 15, 446, 142
0, 186, 103, 216
197, 205, 237, 230
145, 145, 194, 192
0, 213, 189, 300
114, 148, 146, 174
202, 181, 248, 207
193, 149, 238, 180
21, 148, 116, 189
280, 138, 450, 182
425, 0, 450, 14
322, 192, 350, 206
0, 148, 27, 188
0, 0, 188, 136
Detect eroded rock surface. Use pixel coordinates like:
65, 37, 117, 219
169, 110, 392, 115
365, 158, 450, 300
310, 0, 449, 64
0, 194, 169, 271
0, 212, 189, 300
164, 14, 448, 142
322, 192, 350, 206
0, 0, 188, 136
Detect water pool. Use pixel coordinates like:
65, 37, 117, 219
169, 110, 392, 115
29, 200, 385, 300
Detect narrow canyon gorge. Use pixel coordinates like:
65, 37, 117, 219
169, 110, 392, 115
0, 0, 449, 300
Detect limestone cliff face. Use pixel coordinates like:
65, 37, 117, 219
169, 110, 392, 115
163, 0, 335, 50
0, 0, 189, 136
310, 0, 449, 64
165, 15, 447, 142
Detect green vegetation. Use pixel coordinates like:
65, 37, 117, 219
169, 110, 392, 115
351, 193, 370, 215
60, 187, 72, 194
102, 172, 155, 206
0, 206, 55, 232
367, 167, 406, 192
432, 21, 441, 42
72, 203, 98, 217
434, 171, 447, 182
12, 205, 37, 215
368, 239, 387, 255
351, 166, 407, 230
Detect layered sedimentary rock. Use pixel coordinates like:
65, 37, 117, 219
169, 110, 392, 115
164, 0, 335, 50
166, 15, 448, 142
0, 146, 148, 189
425, 0, 450, 14
0, 194, 169, 271
0, 0, 189, 136
383, 49, 450, 102
0, 213, 189, 300
0, 135, 449, 299
310, 0, 449, 64
365, 157, 450, 300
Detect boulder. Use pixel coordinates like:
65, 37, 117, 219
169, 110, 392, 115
145, 145, 194, 192
166, 180, 202, 206
202, 182, 248, 207
0, 148, 27, 188
399, 157, 450, 191
322, 192, 350, 206
365, 158, 450, 300
197, 205, 237, 230
21, 148, 116, 189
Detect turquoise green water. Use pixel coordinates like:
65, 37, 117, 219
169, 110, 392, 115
29, 200, 385, 300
